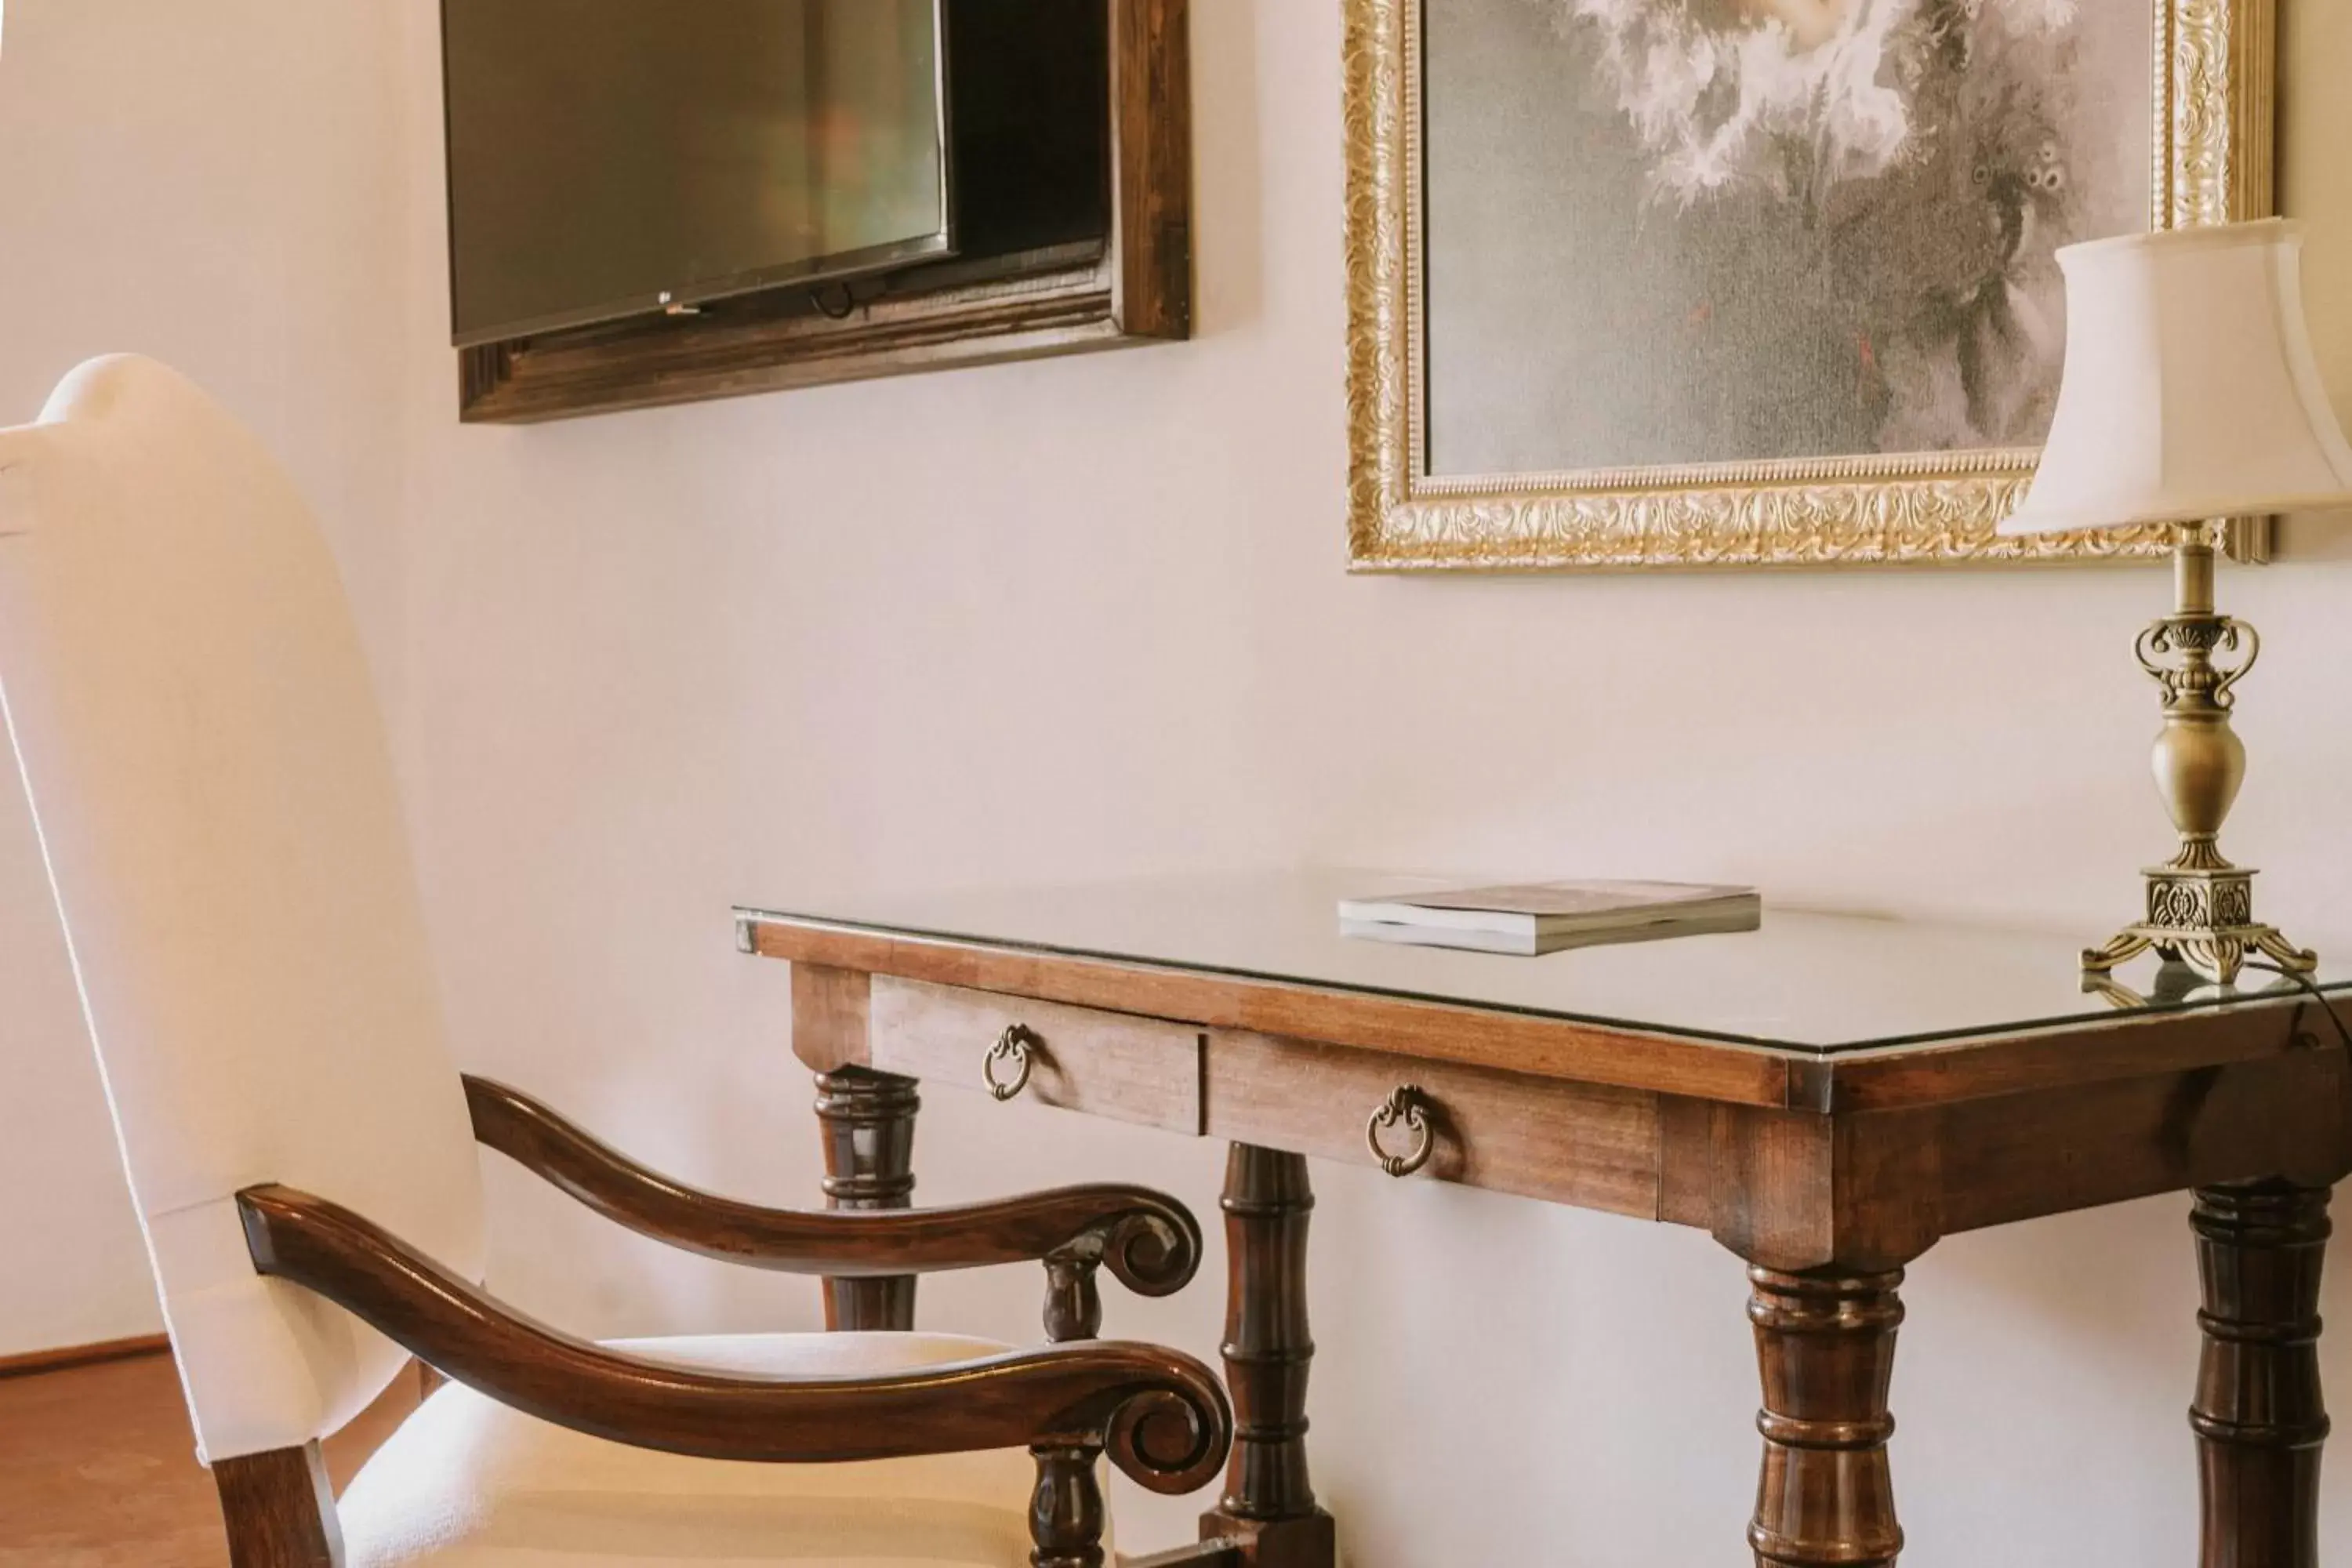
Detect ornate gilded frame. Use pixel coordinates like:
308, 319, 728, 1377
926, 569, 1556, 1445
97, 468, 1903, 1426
1344, 0, 2279, 571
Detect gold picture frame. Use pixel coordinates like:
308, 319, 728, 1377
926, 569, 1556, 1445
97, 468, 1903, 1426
1344, 0, 2279, 572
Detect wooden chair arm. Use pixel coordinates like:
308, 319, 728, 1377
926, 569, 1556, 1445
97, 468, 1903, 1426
460, 1076, 1200, 1298
234, 1183, 1230, 1494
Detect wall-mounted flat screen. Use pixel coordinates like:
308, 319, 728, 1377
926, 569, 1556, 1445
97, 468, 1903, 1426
442, 0, 950, 347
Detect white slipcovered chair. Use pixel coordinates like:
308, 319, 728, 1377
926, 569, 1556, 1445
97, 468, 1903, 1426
0, 357, 1229, 1568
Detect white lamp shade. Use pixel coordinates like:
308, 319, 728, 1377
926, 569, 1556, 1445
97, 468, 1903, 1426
1999, 220, 2352, 536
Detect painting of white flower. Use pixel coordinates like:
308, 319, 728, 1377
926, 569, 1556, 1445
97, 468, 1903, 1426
1421, 0, 2151, 473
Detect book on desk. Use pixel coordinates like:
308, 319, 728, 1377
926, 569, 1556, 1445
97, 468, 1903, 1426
1338, 880, 1761, 956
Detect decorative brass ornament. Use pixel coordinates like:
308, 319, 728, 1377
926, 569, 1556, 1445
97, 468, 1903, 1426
1341, 0, 2279, 572
984, 1024, 1040, 1102
1365, 1085, 1436, 1178
2080, 530, 2317, 986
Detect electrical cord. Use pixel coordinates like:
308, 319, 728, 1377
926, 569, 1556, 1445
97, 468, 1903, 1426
2242, 960, 2352, 1054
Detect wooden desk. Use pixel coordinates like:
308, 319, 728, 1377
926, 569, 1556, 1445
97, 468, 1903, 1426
739, 873, 2352, 1568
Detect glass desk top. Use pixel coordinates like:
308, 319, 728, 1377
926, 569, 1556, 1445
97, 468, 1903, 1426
740, 869, 2352, 1056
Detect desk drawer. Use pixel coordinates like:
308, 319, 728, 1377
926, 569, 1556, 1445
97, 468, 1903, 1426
1204, 1031, 1661, 1218
869, 978, 1203, 1134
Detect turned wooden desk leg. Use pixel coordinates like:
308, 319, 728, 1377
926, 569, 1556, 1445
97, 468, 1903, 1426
813, 1066, 920, 1331
1747, 1266, 1907, 1568
1199, 1145, 1335, 1568
2192, 1181, 2333, 1568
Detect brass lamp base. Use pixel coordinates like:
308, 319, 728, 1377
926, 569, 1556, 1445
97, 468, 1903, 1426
2079, 527, 2320, 991
2082, 863, 2317, 987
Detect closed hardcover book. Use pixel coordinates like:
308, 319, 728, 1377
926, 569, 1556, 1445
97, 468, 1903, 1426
1338, 880, 1760, 956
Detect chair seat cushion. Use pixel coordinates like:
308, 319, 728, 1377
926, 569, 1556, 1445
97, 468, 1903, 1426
338, 1332, 1090, 1567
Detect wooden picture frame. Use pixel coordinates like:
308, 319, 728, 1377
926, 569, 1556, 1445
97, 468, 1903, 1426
457, 0, 1191, 424
1344, 0, 2279, 572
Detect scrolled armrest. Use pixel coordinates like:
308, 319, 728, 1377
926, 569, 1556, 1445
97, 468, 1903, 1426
235, 1183, 1229, 1494
462, 1075, 1199, 1297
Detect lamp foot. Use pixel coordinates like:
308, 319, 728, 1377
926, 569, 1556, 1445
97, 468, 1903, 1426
2084, 927, 2315, 988
2083, 862, 2318, 988
2085, 924, 2317, 989
2083, 929, 2159, 974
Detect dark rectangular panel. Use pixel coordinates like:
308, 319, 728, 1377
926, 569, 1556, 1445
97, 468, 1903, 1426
443, 0, 949, 345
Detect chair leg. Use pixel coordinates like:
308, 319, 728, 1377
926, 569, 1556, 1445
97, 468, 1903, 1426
214, 1443, 343, 1568
1030, 1443, 1107, 1568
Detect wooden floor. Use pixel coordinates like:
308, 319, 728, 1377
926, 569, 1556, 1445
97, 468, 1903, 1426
0, 1348, 418, 1566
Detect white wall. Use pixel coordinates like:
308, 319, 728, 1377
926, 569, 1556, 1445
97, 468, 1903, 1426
0, 1, 408, 1354
383, 3, 2352, 1564
6, 2, 2352, 1564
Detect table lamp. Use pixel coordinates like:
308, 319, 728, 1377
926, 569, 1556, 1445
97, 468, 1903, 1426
2000, 219, 2352, 985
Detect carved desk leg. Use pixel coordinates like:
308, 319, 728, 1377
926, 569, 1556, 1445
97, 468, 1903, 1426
1747, 1266, 1907, 1568
2192, 1181, 2333, 1568
813, 1066, 920, 1331
1199, 1145, 1335, 1568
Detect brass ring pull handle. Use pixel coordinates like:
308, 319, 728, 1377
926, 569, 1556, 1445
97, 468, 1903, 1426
1366, 1085, 1435, 1178
984, 1025, 1041, 1102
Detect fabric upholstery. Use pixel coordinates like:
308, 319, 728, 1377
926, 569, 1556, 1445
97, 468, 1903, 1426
0, 358, 485, 1461
339, 1333, 1076, 1567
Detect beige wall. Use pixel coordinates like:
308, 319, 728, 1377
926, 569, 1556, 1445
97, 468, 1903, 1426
4, 2, 2351, 1563
0, 1, 408, 1355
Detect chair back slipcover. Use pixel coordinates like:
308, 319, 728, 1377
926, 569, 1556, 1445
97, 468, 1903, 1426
0, 357, 484, 1462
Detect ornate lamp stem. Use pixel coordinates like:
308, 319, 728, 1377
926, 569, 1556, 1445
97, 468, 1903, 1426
2082, 528, 2316, 985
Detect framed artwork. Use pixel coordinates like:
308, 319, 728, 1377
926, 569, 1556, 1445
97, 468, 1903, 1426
1345, 0, 2279, 570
